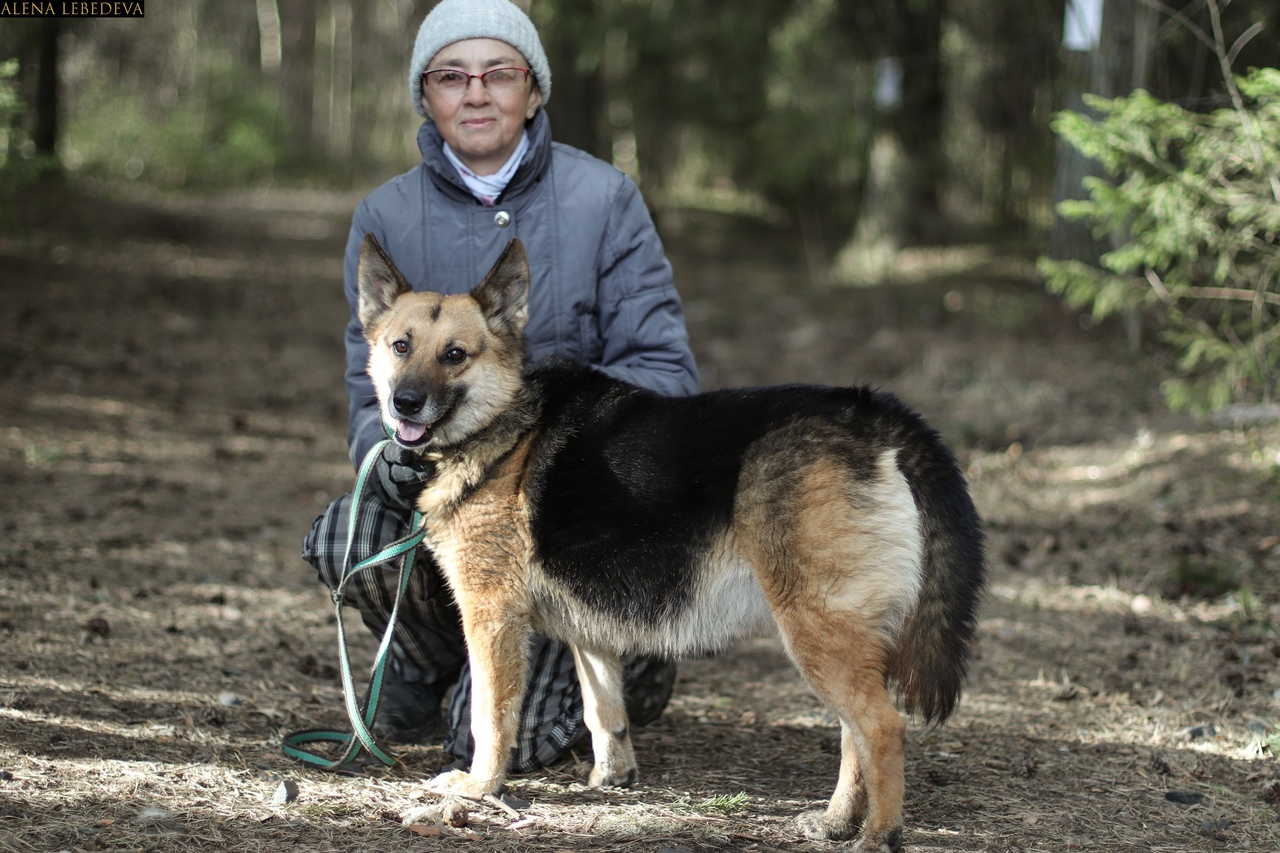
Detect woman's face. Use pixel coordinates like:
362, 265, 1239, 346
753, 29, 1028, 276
421, 38, 543, 177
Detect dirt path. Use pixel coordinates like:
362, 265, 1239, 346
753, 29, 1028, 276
1, 187, 1277, 852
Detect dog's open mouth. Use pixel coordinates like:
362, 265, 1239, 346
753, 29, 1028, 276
393, 419, 432, 447
387, 398, 454, 449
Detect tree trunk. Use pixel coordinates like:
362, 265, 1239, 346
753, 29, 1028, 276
1046, 0, 1155, 350
278, 0, 317, 163
330, 0, 353, 167
255, 0, 283, 74
834, 127, 909, 281
833, 1, 946, 282
1049, 0, 1155, 264
1047, 47, 1101, 266
33, 19, 60, 161
540, 0, 603, 159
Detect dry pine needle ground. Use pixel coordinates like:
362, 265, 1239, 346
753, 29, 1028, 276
1, 189, 1278, 851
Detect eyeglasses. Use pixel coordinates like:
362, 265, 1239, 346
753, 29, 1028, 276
422, 67, 532, 97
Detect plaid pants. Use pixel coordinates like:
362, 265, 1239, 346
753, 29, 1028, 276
301, 490, 586, 773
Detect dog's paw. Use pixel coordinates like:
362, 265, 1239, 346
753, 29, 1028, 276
796, 808, 860, 842
851, 826, 904, 853
426, 769, 498, 799
588, 762, 638, 789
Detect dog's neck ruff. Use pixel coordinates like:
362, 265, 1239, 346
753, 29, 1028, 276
415, 386, 542, 515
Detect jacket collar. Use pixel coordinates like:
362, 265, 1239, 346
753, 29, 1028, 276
418, 109, 552, 204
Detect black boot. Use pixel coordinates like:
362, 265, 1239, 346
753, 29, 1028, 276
622, 656, 677, 728
371, 663, 450, 744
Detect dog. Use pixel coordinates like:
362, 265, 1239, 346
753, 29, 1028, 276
356, 234, 985, 852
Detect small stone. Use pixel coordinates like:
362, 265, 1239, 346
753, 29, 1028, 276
1130, 594, 1154, 615
273, 780, 300, 804
1246, 720, 1269, 735
218, 692, 242, 707
1165, 790, 1204, 806
1187, 724, 1216, 740
1199, 819, 1230, 831
441, 800, 469, 827
0, 770, 12, 781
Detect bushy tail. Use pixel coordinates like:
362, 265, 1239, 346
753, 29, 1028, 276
887, 434, 986, 725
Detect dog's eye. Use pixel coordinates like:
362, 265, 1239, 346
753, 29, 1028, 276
392, 340, 409, 355
444, 347, 467, 364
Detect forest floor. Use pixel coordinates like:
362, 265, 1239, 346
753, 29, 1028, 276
1, 184, 1278, 852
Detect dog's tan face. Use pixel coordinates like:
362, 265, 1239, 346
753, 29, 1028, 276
357, 235, 530, 450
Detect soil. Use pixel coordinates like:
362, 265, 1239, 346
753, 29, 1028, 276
1, 185, 1278, 852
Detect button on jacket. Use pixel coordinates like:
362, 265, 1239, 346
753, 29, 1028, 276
342, 110, 700, 465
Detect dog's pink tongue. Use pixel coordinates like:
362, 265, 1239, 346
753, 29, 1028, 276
397, 420, 427, 442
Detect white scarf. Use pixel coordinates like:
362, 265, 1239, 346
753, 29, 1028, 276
442, 131, 530, 206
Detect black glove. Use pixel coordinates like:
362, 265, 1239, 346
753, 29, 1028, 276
371, 442, 435, 511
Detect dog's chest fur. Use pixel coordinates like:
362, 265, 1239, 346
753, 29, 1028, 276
415, 431, 538, 605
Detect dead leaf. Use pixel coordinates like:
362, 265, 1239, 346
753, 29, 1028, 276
406, 823, 441, 837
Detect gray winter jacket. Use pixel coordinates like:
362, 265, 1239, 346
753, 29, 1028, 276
342, 110, 700, 466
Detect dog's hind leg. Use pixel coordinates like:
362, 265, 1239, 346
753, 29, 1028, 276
780, 610, 905, 853
570, 645, 638, 788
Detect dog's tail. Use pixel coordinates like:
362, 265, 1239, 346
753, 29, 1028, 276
886, 427, 986, 725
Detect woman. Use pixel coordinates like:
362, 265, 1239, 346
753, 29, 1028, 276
302, 0, 699, 774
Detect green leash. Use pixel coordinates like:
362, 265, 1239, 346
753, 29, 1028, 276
282, 438, 427, 770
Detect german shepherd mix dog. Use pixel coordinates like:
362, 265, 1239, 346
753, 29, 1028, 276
357, 235, 985, 852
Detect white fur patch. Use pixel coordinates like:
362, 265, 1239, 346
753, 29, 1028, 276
823, 449, 924, 631
524, 539, 773, 660
666, 546, 774, 653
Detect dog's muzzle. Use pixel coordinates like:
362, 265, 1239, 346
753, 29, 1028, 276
389, 387, 448, 448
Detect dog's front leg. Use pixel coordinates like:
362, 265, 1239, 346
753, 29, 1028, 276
570, 645, 638, 788
429, 614, 531, 798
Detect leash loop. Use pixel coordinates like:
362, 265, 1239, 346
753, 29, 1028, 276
282, 439, 427, 770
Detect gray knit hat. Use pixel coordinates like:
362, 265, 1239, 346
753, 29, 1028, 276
409, 0, 551, 117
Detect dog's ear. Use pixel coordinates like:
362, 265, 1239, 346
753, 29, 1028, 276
357, 234, 412, 330
472, 238, 530, 336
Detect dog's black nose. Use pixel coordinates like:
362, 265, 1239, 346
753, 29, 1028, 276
392, 388, 426, 417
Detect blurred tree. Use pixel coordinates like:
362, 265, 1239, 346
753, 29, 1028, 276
276, 0, 318, 166
1049, 0, 1157, 271
830, 0, 945, 280
33, 19, 60, 163
0, 19, 66, 180
945, 0, 1065, 228
532, 0, 606, 159
1048, 0, 1280, 264
1040, 69, 1280, 411
1041, 0, 1280, 412
35, 0, 1276, 278
1045, 0, 1280, 351
746, 0, 869, 273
